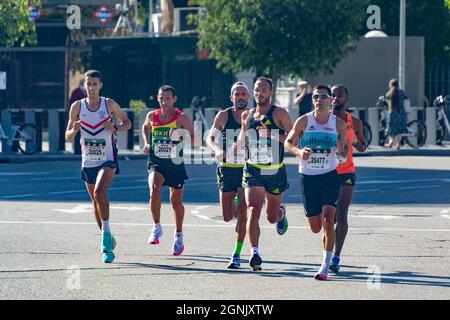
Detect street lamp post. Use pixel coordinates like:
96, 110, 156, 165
399, 0, 406, 90
148, 0, 153, 35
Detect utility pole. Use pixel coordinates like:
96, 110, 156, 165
399, 0, 406, 90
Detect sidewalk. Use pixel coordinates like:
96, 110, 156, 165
1, 142, 450, 163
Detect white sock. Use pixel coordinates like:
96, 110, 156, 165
154, 222, 161, 229
251, 247, 259, 256
322, 251, 333, 271
101, 220, 110, 233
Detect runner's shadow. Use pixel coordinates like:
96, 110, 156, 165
332, 269, 450, 288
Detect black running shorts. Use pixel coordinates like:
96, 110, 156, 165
81, 161, 119, 185
300, 170, 340, 217
147, 163, 188, 189
242, 163, 289, 195
216, 165, 244, 193
338, 173, 356, 187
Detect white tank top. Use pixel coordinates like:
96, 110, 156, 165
299, 112, 339, 175
79, 97, 117, 168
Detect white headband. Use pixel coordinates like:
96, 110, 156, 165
230, 82, 250, 95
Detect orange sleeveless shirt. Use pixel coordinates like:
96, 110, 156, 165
336, 112, 355, 174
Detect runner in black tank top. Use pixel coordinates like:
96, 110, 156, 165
237, 77, 293, 271
206, 82, 250, 269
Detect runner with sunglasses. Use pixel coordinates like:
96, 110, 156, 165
285, 84, 347, 280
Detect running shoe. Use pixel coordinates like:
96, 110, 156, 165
249, 254, 263, 271
102, 251, 115, 264
227, 254, 241, 269
314, 265, 329, 281
101, 231, 116, 253
329, 256, 341, 274
148, 224, 163, 245
276, 205, 288, 235
172, 233, 184, 256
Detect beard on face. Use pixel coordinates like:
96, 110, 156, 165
333, 103, 345, 111
236, 100, 248, 109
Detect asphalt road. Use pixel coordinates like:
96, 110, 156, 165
0, 156, 449, 300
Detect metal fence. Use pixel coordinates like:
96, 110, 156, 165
426, 62, 450, 105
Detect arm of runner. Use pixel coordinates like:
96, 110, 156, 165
284, 116, 311, 160
205, 110, 226, 161
142, 111, 154, 154
273, 108, 293, 144
105, 99, 132, 133
235, 110, 250, 154
176, 113, 197, 147
336, 117, 348, 157
353, 117, 367, 152
65, 101, 81, 142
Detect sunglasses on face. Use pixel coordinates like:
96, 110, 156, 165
312, 94, 331, 100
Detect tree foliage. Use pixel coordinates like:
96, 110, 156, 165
191, 0, 369, 80
0, 0, 37, 47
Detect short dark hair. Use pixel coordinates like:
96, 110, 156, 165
313, 84, 331, 96
158, 85, 176, 97
389, 79, 399, 88
331, 84, 349, 96
84, 70, 102, 82
255, 77, 273, 90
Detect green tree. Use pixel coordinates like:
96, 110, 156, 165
191, 0, 369, 90
364, 0, 450, 63
0, 0, 37, 47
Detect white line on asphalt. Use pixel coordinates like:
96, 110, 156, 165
1, 194, 38, 199
440, 210, 449, 214
398, 185, 440, 190
353, 189, 382, 193
359, 178, 450, 185
195, 205, 211, 210
0, 220, 449, 232
0, 172, 50, 176
441, 215, 450, 219
351, 215, 399, 220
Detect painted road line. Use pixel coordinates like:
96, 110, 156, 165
398, 185, 439, 190
0, 220, 449, 232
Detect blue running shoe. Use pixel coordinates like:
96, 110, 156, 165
249, 254, 263, 271
227, 254, 241, 269
101, 231, 115, 253
276, 206, 288, 235
102, 251, 115, 264
329, 256, 340, 273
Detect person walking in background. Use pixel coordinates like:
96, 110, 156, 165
294, 80, 313, 117
386, 79, 408, 150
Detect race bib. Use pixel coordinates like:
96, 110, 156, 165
84, 139, 106, 161
250, 145, 273, 164
154, 141, 177, 159
226, 148, 246, 164
306, 152, 330, 170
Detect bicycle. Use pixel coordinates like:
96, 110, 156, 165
0, 121, 41, 155
434, 95, 450, 145
346, 108, 372, 148
374, 96, 427, 149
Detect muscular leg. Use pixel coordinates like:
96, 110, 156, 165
245, 187, 265, 249
334, 186, 353, 257
148, 171, 165, 224
170, 187, 185, 233
93, 167, 116, 222
235, 188, 247, 243
322, 205, 336, 252
220, 191, 235, 223
85, 183, 102, 229
264, 192, 283, 223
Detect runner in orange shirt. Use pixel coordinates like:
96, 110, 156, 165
330, 85, 366, 273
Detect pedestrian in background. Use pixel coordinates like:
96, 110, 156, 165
294, 80, 313, 117
386, 79, 408, 150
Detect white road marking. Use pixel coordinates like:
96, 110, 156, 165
0, 220, 449, 232
398, 185, 439, 190
2, 194, 38, 199
0, 172, 50, 176
441, 215, 450, 219
52, 205, 147, 214
440, 210, 449, 214
351, 215, 399, 220
359, 178, 450, 185
353, 189, 382, 193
